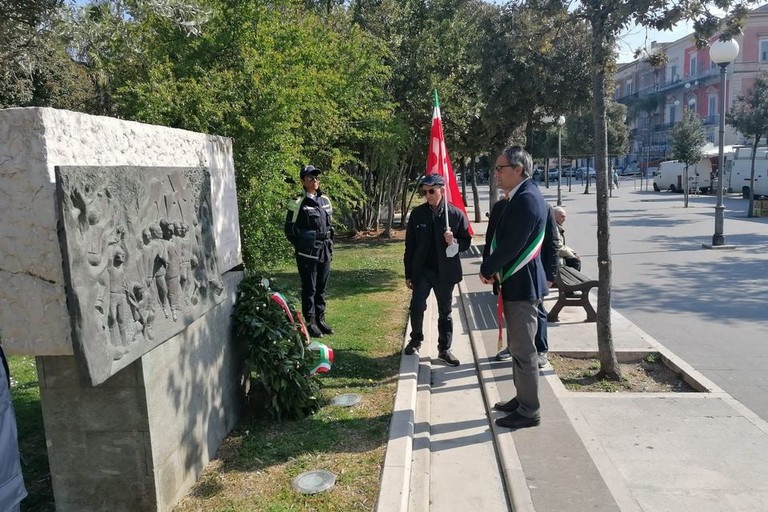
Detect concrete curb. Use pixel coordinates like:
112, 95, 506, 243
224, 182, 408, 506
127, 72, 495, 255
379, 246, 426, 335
376, 295, 435, 512
374, 326, 419, 512
457, 278, 536, 512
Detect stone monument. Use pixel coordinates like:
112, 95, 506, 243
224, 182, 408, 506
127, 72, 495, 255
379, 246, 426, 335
0, 108, 244, 511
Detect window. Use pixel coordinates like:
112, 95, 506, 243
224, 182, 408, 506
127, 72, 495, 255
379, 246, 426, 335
624, 81, 632, 96
668, 105, 677, 124
669, 65, 678, 81
709, 95, 717, 116
761, 40, 768, 62
689, 55, 697, 76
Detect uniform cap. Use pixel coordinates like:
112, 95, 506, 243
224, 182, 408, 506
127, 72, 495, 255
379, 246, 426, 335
300, 165, 322, 178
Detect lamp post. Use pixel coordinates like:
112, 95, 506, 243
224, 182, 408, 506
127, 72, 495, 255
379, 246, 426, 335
705, 38, 739, 249
557, 115, 565, 206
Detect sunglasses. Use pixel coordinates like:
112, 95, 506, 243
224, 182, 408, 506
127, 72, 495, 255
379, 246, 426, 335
305, 175, 320, 182
494, 164, 517, 173
422, 188, 440, 195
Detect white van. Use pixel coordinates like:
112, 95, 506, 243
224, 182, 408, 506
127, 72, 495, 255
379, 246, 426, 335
729, 146, 768, 198
653, 158, 713, 193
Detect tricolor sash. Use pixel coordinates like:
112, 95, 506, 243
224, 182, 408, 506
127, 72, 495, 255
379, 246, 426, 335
490, 227, 546, 349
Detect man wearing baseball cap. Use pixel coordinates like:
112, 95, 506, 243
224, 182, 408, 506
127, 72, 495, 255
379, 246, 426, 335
402, 173, 472, 366
285, 164, 335, 338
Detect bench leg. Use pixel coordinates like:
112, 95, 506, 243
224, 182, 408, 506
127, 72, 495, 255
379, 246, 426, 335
547, 297, 565, 322
581, 296, 597, 322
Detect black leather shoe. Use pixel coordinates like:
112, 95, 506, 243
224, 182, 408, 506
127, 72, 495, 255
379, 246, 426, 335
495, 411, 540, 429
317, 316, 334, 335
404, 340, 420, 355
493, 398, 520, 413
307, 322, 324, 338
438, 350, 460, 366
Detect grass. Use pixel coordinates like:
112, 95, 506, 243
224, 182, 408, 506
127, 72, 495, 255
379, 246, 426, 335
173, 235, 408, 511
7, 355, 55, 512
10, 234, 408, 512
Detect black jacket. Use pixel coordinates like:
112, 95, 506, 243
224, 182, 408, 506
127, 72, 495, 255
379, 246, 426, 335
480, 179, 549, 301
284, 191, 334, 262
404, 199, 472, 285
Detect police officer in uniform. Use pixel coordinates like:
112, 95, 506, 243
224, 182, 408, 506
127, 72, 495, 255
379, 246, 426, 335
284, 165, 334, 338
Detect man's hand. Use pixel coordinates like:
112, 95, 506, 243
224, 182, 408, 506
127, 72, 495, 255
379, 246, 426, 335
405, 279, 413, 290
547, 280, 554, 288
444, 229, 454, 246
479, 273, 494, 285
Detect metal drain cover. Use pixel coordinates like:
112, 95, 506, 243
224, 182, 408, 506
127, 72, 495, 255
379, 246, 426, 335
292, 469, 336, 494
331, 393, 362, 407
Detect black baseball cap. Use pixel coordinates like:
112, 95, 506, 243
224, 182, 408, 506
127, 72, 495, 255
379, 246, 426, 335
421, 174, 445, 187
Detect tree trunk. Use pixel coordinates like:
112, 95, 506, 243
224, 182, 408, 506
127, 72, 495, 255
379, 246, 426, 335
591, 21, 621, 380
382, 179, 393, 238
489, 150, 502, 212
748, 137, 760, 217
471, 158, 481, 223
460, 158, 467, 205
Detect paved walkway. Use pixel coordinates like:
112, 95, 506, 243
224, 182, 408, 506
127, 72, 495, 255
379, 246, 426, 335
376, 182, 768, 512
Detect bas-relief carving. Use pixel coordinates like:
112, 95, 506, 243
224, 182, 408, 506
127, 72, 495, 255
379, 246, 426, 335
55, 166, 226, 385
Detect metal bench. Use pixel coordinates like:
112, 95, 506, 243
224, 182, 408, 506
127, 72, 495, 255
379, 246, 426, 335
547, 266, 598, 322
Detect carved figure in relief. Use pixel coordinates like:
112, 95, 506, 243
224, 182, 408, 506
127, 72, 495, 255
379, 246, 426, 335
126, 282, 154, 341
160, 219, 181, 322
103, 247, 130, 360
198, 199, 224, 296
174, 221, 195, 305
147, 224, 170, 319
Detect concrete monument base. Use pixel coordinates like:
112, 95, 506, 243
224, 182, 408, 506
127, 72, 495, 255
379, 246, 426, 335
0, 108, 245, 511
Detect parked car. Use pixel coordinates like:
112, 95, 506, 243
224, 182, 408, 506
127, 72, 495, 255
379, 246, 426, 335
547, 168, 560, 181
575, 167, 596, 180
561, 167, 575, 178
618, 166, 641, 177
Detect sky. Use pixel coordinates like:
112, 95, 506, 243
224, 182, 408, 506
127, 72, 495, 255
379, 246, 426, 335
616, 21, 696, 62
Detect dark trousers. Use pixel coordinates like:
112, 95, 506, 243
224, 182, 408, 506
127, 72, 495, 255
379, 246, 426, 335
535, 301, 548, 353
297, 257, 331, 320
409, 269, 454, 351
564, 257, 581, 272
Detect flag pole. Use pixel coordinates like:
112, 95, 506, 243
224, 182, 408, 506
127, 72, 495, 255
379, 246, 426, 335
434, 89, 450, 234
434, 89, 459, 257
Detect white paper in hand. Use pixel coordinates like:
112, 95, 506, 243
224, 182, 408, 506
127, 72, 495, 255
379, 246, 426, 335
446, 242, 459, 258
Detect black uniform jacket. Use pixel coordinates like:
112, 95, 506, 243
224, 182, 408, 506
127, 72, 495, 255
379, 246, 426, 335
284, 191, 334, 262
480, 179, 549, 301
404, 199, 472, 286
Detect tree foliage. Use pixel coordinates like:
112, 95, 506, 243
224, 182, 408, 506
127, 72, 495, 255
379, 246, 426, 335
671, 109, 706, 207
564, 0, 753, 380
727, 70, 768, 216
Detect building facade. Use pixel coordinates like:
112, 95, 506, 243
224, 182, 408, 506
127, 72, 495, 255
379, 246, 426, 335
615, 5, 768, 170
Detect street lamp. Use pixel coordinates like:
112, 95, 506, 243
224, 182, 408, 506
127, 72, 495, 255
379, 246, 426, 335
704, 38, 739, 249
557, 115, 565, 206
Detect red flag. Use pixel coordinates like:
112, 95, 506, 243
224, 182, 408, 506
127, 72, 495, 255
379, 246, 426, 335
426, 90, 474, 235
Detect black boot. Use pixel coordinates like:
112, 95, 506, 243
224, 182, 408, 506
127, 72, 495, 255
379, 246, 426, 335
317, 314, 334, 335
306, 318, 324, 338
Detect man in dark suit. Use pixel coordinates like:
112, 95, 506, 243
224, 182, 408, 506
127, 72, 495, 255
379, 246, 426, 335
490, 202, 559, 368
480, 146, 549, 429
